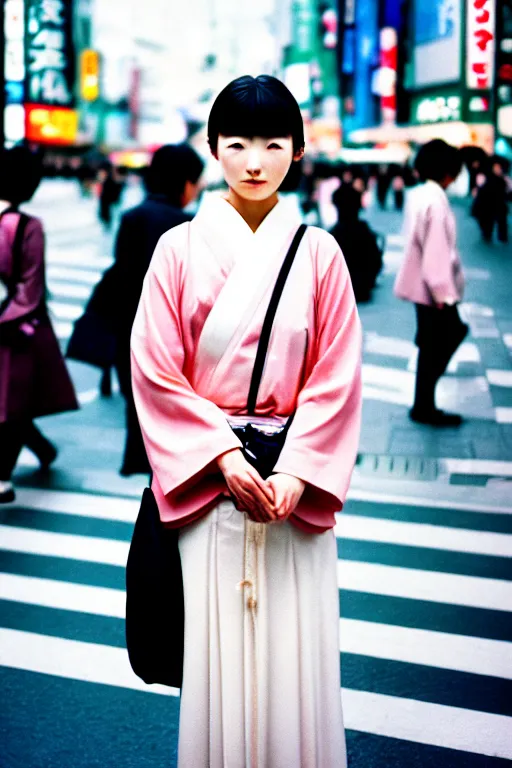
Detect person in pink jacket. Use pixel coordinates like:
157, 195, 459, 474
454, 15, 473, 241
131, 75, 362, 767
394, 139, 469, 427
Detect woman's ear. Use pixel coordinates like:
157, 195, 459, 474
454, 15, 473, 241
293, 146, 305, 163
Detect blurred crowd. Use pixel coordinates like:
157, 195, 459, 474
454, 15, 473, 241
0, 138, 510, 502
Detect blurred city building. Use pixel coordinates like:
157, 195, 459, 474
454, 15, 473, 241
1, 0, 510, 161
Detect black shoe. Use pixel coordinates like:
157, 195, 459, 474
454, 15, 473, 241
38, 443, 58, 471
410, 408, 463, 427
0, 486, 15, 504
100, 372, 113, 397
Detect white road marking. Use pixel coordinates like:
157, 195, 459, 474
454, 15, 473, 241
337, 560, 512, 611
496, 408, 512, 424
335, 513, 512, 557
0, 525, 129, 567
340, 617, 512, 679
346, 486, 512, 514
442, 458, 512, 477
11, 487, 139, 523
48, 301, 83, 321
487, 370, 512, 387
48, 281, 92, 300
342, 689, 512, 759
47, 265, 103, 284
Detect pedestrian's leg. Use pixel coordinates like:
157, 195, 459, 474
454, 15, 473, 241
412, 306, 437, 414
479, 215, 494, 243
100, 366, 113, 397
0, 420, 28, 502
497, 210, 509, 244
24, 422, 58, 469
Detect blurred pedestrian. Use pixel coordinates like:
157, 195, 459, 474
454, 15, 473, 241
0, 146, 78, 504
98, 162, 124, 230
394, 139, 469, 427
473, 158, 510, 244
107, 144, 204, 476
130, 74, 361, 768
392, 168, 405, 211
330, 184, 383, 302
376, 164, 391, 209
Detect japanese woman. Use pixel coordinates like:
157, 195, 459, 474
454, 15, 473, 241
131, 75, 362, 768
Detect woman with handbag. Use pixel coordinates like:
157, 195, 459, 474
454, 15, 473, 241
394, 139, 468, 426
0, 146, 78, 504
130, 76, 362, 767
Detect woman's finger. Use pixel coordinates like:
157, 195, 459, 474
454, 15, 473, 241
248, 468, 275, 503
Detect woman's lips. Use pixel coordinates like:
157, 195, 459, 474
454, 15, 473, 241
243, 179, 266, 185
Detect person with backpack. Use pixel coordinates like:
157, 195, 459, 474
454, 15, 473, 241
330, 184, 383, 302
0, 146, 78, 504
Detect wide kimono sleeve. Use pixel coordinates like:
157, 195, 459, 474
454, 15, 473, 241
273, 235, 362, 512
0, 216, 45, 325
130, 233, 241, 497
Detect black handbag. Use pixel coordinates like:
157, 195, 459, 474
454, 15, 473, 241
125, 223, 307, 688
66, 265, 118, 369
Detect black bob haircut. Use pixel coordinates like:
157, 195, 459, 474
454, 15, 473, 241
208, 75, 305, 155
144, 143, 204, 203
414, 139, 462, 183
0, 145, 43, 205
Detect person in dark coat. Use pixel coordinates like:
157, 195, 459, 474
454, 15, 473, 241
98, 162, 124, 230
330, 184, 384, 303
108, 143, 204, 476
473, 159, 510, 244
0, 147, 78, 503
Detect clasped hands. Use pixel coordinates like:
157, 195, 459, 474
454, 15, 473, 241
217, 448, 305, 524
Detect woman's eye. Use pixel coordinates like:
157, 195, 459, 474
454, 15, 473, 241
268, 143, 282, 150
229, 143, 244, 149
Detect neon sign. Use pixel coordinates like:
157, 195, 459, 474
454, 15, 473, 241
466, 0, 496, 89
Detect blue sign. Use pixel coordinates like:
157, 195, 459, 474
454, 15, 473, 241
414, 0, 457, 46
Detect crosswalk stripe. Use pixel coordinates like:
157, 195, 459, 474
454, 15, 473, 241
48, 301, 83, 321
54, 320, 73, 340
1, 523, 510, 611
337, 560, 512, 612
11, 488, 139, 522
1, 627, 510, 758
47, 265, 103, 284
1, 573, 510, 680
342, 689, 512, 759
0, 627, 176, 697
48, 281, 92, 300
346, 487, 512, 515
47, 253, 112, 270
336, 514, 512, 557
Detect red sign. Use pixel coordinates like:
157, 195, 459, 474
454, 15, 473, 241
466, 0, 496, 89
25, 104, 78, 144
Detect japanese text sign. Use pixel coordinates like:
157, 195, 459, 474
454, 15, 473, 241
25, 0, 75, 107
466, 0, 496, 89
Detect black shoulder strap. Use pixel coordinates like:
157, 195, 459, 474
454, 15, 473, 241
247, 224, 307, 415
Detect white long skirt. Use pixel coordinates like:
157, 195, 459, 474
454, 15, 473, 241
177, 500, 347, 768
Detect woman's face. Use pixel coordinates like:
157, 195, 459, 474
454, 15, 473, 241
215, 135, 303, 201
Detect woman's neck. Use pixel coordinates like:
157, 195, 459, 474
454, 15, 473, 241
225, 188, 279, 232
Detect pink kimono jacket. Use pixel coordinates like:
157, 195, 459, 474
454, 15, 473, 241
394, 180, 465, 306
131, 195, 362, 533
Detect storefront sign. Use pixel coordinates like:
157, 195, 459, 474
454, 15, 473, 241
466, 0, 496, 89
413, 93, 462, 123
25, 103, 77, 143
80, 49, 100, 101
25, 0, 75, 107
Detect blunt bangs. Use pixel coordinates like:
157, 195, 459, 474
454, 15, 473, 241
208, 75, 305, 154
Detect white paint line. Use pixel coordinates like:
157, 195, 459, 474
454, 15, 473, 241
496, 408, 512, 424
364, 333, 415, 360
342, 689, 512, 759
12, 487, 139, 523
2, 574, 510, 681
446, 342, 481, 373
0, 628, 177, 697
471, 329, 501, 339
461, 303, 495, 318
48, 253, 112, 270
335, 513, 512, 557
48, 281, 92, 300
0, 525, 129, 567
487, 370, 512, 387
386, 234, 404, 246
0, 573, 125, 618
340, 618, 512, 680
346, 485, 512, 515
502, 333, 512, 349
48, 301, 83, 321
337, 560, 512, 612
442, 458, 512, 478
54, 320, 73, 340
46, 265, 102, 284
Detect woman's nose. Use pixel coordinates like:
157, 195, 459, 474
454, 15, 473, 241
246, 150, 262, 175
